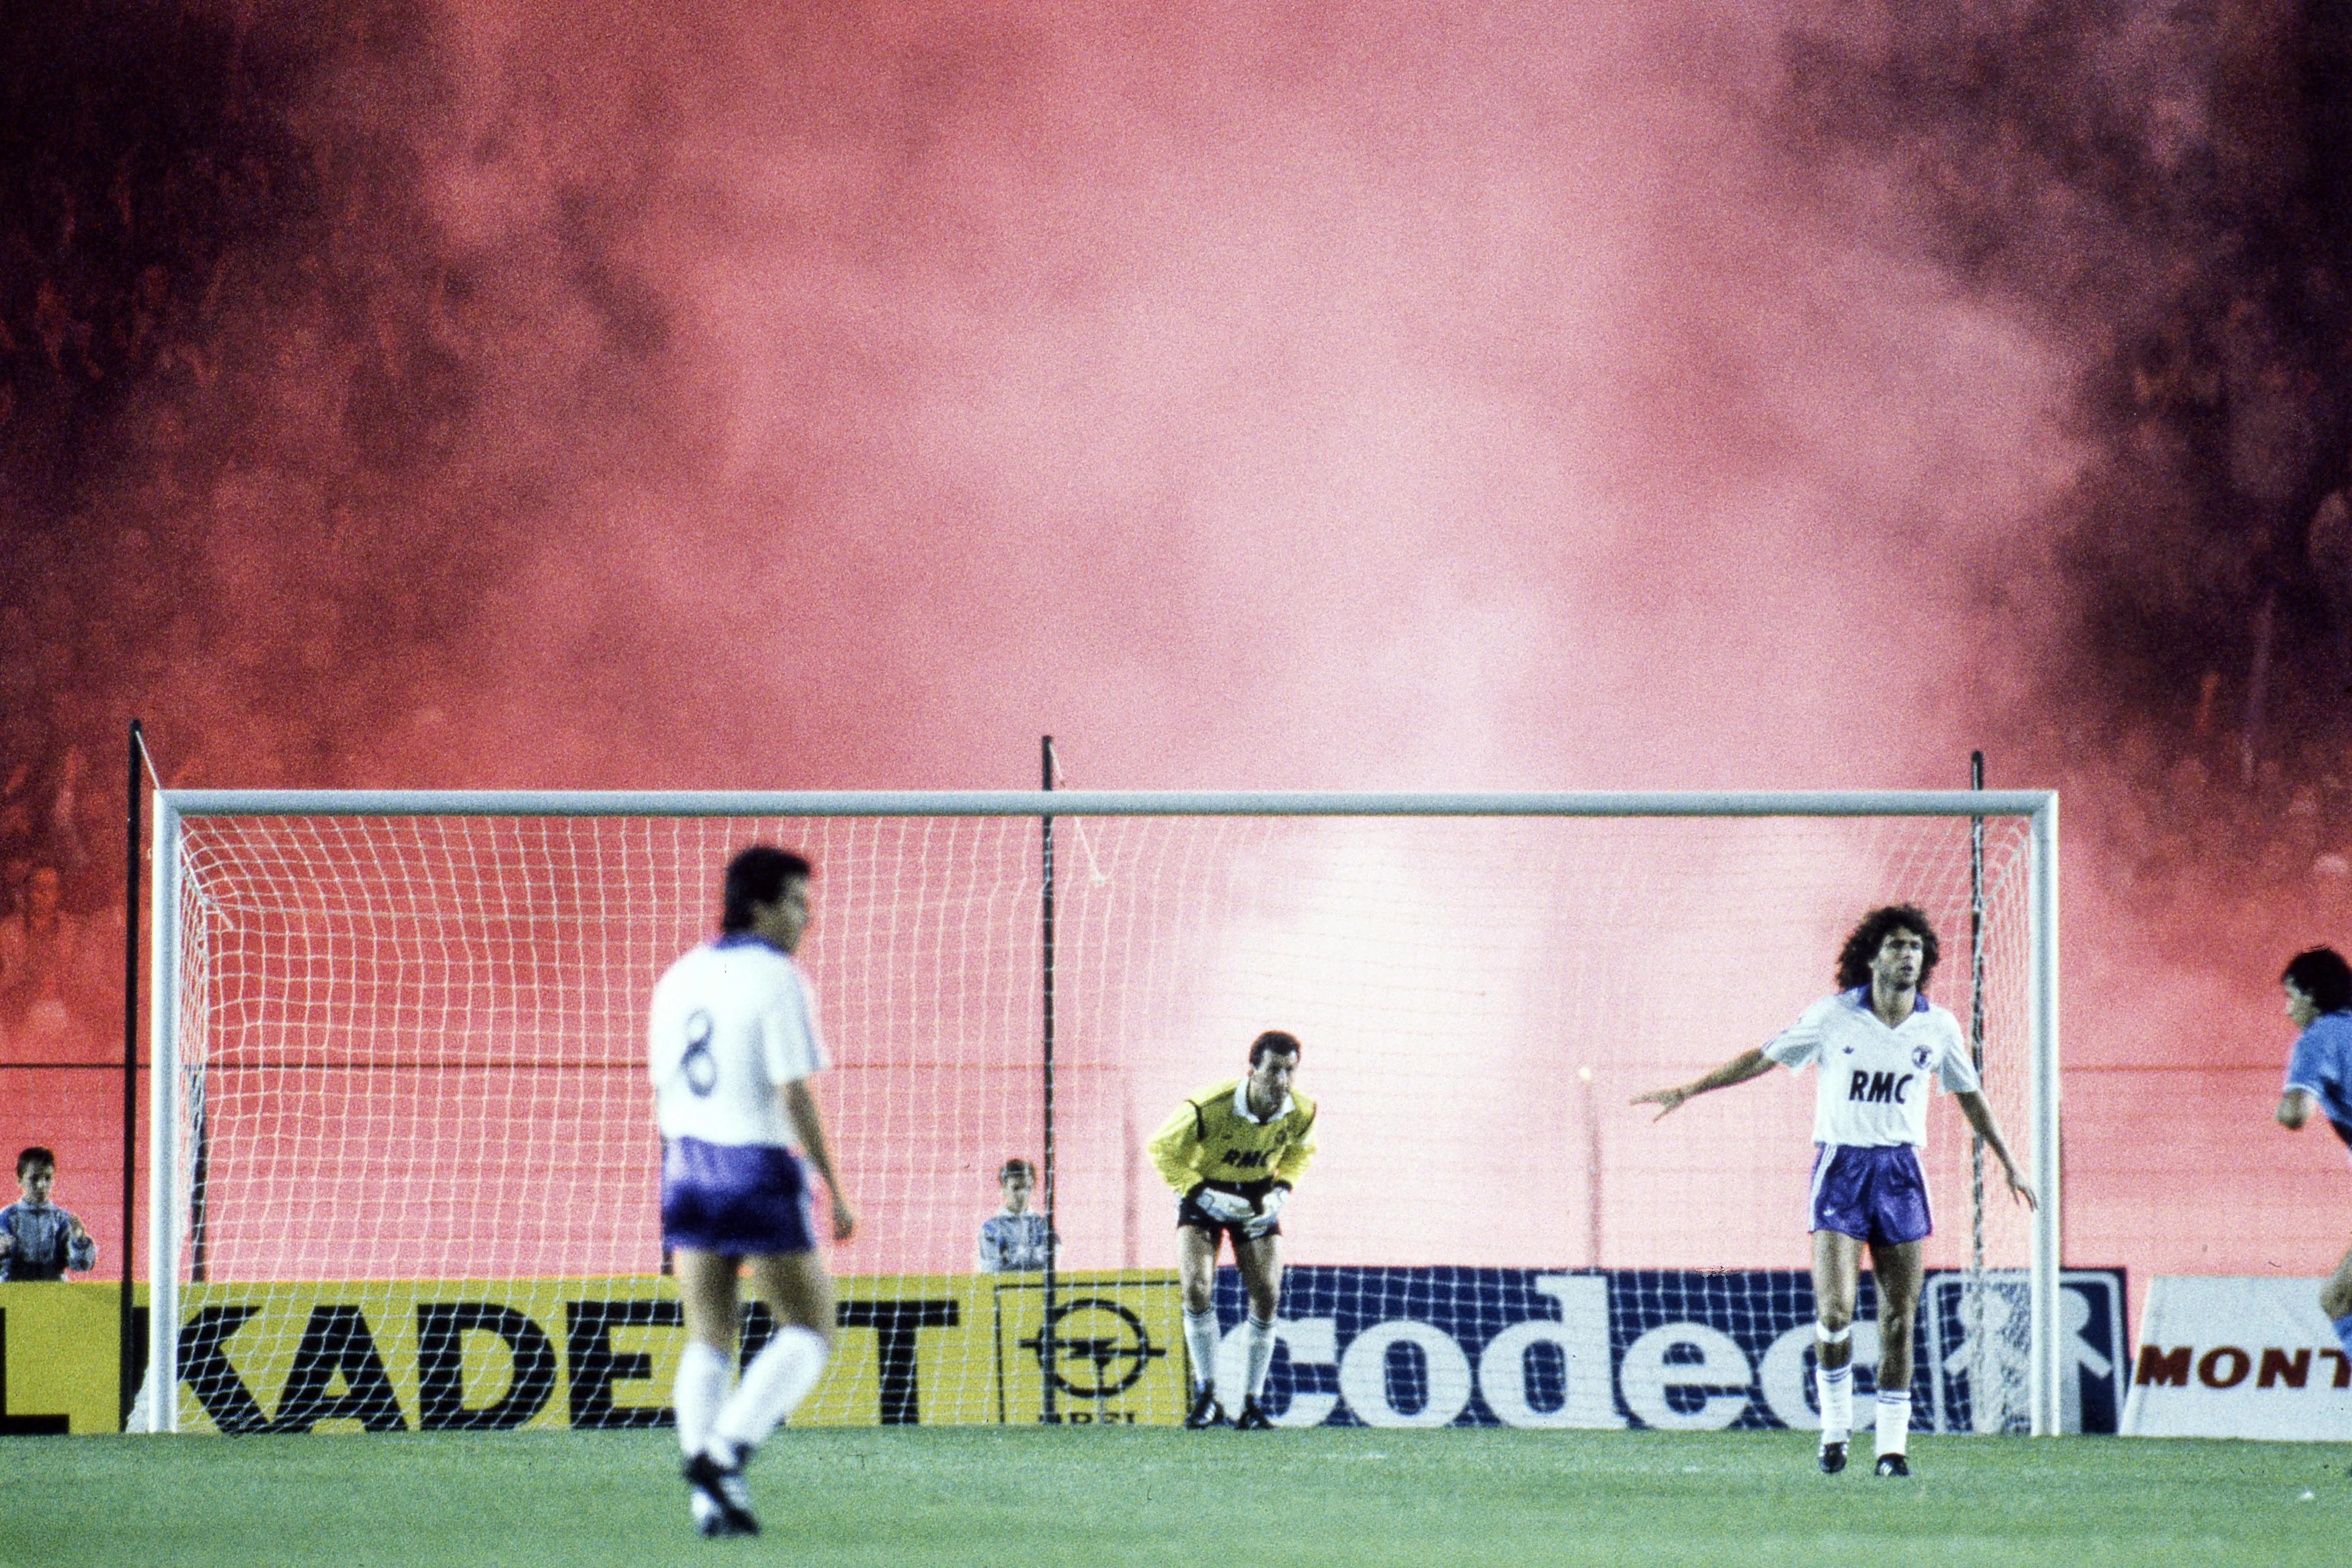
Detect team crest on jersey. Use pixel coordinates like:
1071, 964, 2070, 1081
1911, 1046, 1932, 1068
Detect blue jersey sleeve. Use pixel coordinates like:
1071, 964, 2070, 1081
2286, 1014, 2352, 1144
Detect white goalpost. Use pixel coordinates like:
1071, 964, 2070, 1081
141, 788, 2059, 1437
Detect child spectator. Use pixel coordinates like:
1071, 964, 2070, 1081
1, 1146, 97, 1280
976, 1158, 1056, 1273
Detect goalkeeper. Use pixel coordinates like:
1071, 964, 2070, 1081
1146, 1030, 1315, 1430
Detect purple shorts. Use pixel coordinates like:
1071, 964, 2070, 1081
661, 1137, 815, 1256
1807, 1143, 1932, 1246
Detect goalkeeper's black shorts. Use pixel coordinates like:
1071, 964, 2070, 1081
1175, 1179, 1280, 1244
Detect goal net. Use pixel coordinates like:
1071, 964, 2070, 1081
144, 790, 2057, 1436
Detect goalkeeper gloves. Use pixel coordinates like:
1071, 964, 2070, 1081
1189, 1185, 1254, 1223
1242, 1184, 1288, 1238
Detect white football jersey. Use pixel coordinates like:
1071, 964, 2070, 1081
1761, 987, 1979, 1148
648, 934, 829, 1148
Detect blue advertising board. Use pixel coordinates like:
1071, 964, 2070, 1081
1209, 1266, 2126, 1432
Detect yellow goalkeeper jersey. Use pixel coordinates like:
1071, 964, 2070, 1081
1147, 1078, 1317, 1194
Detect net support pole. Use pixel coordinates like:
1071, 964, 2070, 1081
145, 793, 181, 1432
1967, 751, 1988, 1431
1039, 735, 1059, 1423
2028, 792, 2063, 1436
119, 721, 142, 1431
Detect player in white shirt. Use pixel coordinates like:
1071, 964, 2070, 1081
1634, 904, 2034, 1478
650, 846, 855, 1537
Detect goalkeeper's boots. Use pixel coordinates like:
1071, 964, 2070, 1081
1817, 1439, 1847, 1475
683, 1448, 761, 1536
1874, 1453, 1910, 1478
1183, 1385, 1229, 1429
1233, 1398, 1275, 1431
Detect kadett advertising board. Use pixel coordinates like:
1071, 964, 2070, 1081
160, 1272, 1185, 1433
0, 1275, 1188, 1433
2120, 1276, 2352, 1439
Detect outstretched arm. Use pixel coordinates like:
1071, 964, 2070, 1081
1632, 1048, 1775, 1121
1954, 1090, 2037, 1209
2278, 1089, 2315, 1130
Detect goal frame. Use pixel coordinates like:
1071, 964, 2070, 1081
144, 787, 2061, 1434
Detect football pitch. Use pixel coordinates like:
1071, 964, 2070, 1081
11, 1427, 2347, 1567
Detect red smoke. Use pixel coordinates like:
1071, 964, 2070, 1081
7, 2, 2350, 1311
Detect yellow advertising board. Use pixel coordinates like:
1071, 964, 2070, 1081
0, 1274, 1182, 1434
0, 1283, 125, 1433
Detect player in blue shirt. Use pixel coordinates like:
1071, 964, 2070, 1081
1, 1147, 97, 1281
2274, 946, 2352, 1370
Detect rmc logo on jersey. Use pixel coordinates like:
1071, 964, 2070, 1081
1848, 1071, 1916, 1104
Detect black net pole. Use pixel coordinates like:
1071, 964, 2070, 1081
1039, 736, 1059, 1422
120, 721, 143, 1429
1968, 749, 1989, 1428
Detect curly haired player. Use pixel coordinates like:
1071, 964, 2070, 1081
1634, 904, 2034, 1477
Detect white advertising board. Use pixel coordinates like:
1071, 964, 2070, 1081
2120, 1276, 2352, 1440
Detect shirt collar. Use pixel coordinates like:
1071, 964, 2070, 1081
713, 931, 786, 954
1844, 985, 1928, 1016
1232, 1080, 1291, 1124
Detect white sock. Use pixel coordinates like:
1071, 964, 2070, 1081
1875, 1390, 1912, 1457
1817, 1362, 1853, 1442
711, 1325, 828, 1459
675, 1341, 730, 1458
1815, 1324, 1853, 1441
1243, 1315, 1277, 1402
1183, 1308, 1221, 1397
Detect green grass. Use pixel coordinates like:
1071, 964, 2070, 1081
9, 1427, 2350, 1568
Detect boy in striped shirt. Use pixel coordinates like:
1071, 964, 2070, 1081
1, 1147, 97, 1281
977, 1158, 1057, 1272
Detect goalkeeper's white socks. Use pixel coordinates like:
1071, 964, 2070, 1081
710, 1325, 829, 1461
1814, 1325, 1853, 1443
1242, 1314, 1277, 1400
1874, 1391, 1912, 1460
1183, 1308, 1221, 1397
674, 1340, 731, 1459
